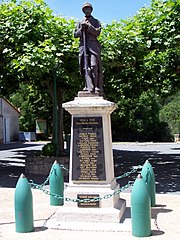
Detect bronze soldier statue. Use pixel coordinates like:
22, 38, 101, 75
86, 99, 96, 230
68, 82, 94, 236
74, 2, 103, 94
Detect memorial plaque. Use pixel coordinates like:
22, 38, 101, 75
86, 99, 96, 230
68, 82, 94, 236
72, 117, 106, 181
77, 194, 100, 208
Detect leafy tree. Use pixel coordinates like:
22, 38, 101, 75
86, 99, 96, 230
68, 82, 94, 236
0, 0, 79, 154
111, 90, 169, 141
101, 0, 179, 97
100, 0, 180, 141
159, 93, 180, 135
10, 83, 52, 132
9, 84, 36, 132
1, 0, 179, 143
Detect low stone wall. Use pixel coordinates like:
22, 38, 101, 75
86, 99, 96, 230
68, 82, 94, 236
25, 155, 69, 177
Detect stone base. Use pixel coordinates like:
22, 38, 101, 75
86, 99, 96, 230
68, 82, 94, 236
56, 182, 126, 223
61, 96, 126, 225
56, 200, 126, 223
78, 91, 100, 97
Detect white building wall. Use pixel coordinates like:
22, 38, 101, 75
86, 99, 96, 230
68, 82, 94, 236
0, 98, 20, 143
0, 98, 3, 143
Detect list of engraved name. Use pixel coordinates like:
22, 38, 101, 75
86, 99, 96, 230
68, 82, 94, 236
77, 132, 99, 180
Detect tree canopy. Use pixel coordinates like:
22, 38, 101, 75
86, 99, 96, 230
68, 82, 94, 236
1, 0, 179, 144
0, 0, 80, 153
100, 0, 179, 140
0, 0, 79, 93
101, 0, 179, 98
159, 93, 180, 135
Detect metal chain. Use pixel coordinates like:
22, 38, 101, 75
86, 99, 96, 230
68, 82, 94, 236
60, 164, 69, 172
31, 180, 134, 203
154, 218, 161, 231
29, 164, 69, 189
43, 211, 57, 227
29, 165, 55, 189
29, 164, 140, 189
153, 206, 164, 232
28, 164, 138, 203
115, 165, 142, 180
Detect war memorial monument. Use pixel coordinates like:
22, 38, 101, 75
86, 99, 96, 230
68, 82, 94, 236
58, 3, 126, 224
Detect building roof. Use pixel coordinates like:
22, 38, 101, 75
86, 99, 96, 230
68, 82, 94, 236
1, 98, 20, 114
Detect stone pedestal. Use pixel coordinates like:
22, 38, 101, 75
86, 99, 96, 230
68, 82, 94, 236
56, 95, 126, 224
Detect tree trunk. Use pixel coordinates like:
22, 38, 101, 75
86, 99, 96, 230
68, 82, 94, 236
46, 80, 64, 156
57, 89, 64, 154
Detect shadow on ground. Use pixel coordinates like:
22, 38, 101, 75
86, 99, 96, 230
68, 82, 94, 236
0, 163, 48, 188
0, 143, 180, 194
0, 142, 42, 151
113, 149, 180, 194
0, 142, 47, 188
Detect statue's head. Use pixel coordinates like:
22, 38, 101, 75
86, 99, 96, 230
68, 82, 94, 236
82, 2, 93, 16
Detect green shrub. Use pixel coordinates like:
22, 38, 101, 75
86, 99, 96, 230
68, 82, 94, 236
159, 94, 180, 135
41, 142, 56, 156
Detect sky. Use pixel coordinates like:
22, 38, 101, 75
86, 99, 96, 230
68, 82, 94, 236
44, 0, 152, 24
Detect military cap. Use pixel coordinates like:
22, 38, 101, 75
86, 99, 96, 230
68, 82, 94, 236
82, 2, 93, 12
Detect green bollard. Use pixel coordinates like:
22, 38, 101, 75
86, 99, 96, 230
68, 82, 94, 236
50, 160, 64, 206
14, 173, 34, 233
141, 160, 156, 207
131, 174, 151, 237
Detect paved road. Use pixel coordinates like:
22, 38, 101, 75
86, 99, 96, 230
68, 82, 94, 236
0, 142, 180, 240
0, 142, 46, 187
113, 142, 180, 194
0, 141, 44, 166
0, 141, 180, 194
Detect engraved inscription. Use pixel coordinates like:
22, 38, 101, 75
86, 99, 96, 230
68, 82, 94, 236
77, 194, 100, 208
72, 117, 106, 181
